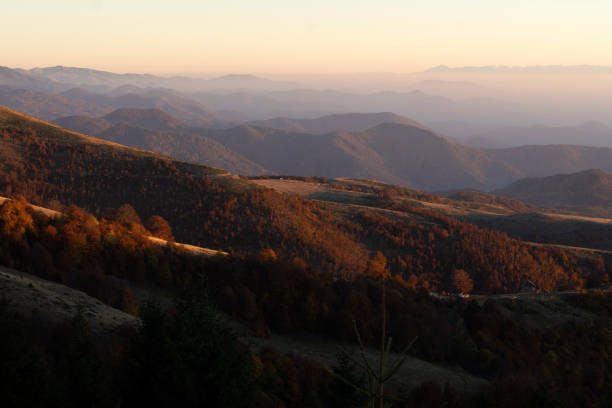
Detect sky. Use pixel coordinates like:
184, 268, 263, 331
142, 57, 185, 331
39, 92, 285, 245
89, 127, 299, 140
3, 0, 612, 75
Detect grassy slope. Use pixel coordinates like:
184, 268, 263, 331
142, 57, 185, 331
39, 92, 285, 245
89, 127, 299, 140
253, 177, 612, 253
0, 265, 138, 332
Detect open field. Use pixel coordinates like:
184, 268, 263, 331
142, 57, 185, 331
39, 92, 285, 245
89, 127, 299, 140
542, 212, 612, 224
254, 177, 612, 226
252, 178, 328, 196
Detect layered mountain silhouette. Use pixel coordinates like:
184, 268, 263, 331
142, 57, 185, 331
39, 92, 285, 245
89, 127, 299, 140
54, 108, 612, 190
204, 122, 612, 190
57, 87, 221, 126
495, 169, 612, 208
205, 74, 296, 90
0, 86, 109, 120
4, 64, 612, 131
408, 79, 498, 100
0, 67, 64, 92
424, 64, 612, 74
192, 89, 524, 126
465, 122, 612, 149
248, 112, 424, 134
55, 109, 264, 174
0, 84, 222, 126
19, 66, 295, 92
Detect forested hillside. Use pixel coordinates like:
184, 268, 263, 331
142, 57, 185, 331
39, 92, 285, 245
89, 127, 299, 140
1, 106, 609, 293
1, 196, 610, 407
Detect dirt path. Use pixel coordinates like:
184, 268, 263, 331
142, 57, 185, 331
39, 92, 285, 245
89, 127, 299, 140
525, 240, 612, 255
0, 196, 62, 218
147, 236, 227, 256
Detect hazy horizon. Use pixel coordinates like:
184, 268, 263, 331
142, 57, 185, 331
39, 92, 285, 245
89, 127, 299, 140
5, 1, 612, 75
4, 1, 612, 128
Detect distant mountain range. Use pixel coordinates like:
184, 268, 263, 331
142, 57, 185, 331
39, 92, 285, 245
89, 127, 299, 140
0, 84, 223, 126
0, 67, 64, 92
464, 122, 612, 149
424, 65, 612, 74
248, 112, 424, 134
407, 79, 500, 100
0, 86, 109, 120
495, 169, 612, 210
192, 89, 527, 126
4, 65, 612, 130
53, 108, 612, 191
10, 66, 296, 92
58, 87, 221, 126
55, 109, 264, 175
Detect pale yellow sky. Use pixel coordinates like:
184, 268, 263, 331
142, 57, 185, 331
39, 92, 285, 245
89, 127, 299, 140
3, 0, 612, 75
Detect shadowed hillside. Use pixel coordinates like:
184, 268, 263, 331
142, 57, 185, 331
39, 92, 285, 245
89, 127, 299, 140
55, 108, 612, 190
0, 105, 367, 276
2, 105, 603, 293
208, 122, 612, 190
55, 109, 266, 174
494, 170, 612, 217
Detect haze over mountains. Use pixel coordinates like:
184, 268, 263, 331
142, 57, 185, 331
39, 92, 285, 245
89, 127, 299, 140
424, 64, 612, 74
463, 122, 612, 149
191, 88, 526, 126
0, 83, 222, 125
16, 66, 297, 92
59, 86, 222, 126
53, 108, 612, 191
4, 65, 612, 129
55, 109, 265, 174
3, 64, 612, 192
0, 86, 109, 120
247, 112, 424, 134
495, 169, 612, 210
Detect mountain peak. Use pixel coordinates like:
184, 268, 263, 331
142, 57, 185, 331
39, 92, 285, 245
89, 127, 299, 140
248, 112, 425, 135
103, 108, 185, 131
495, 169, 612, 208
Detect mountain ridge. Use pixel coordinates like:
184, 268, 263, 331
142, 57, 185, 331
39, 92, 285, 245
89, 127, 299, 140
247, 112, 425, 134
53, 107, 612, 190
495, 169, 612, 209
465, 122, 612, 149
